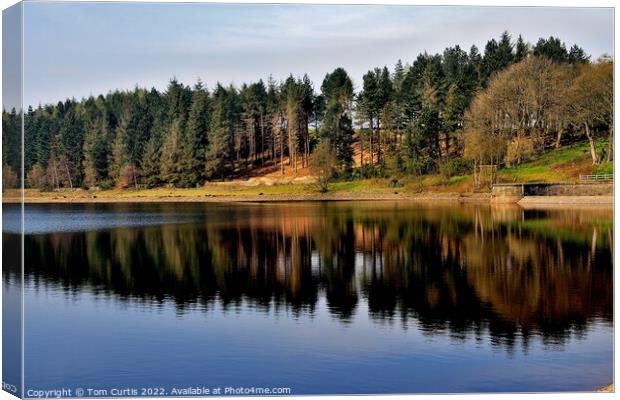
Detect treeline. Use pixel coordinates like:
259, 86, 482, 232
2, 32, 610, 191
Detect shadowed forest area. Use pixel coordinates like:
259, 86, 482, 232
2, 32, 613, 192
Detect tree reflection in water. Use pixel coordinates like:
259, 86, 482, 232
13, 202, 612, 351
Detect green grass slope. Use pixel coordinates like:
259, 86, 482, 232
497, 141, 612, 183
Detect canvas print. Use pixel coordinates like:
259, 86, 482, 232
1, 1, 614, 397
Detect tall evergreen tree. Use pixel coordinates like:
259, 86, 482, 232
321, 68, 355, 171
57, 103, 85, 188
481, 31, 515, 84
180, 80, 211, 187
514, 34, 529, 62
321, 68, 354, 112
206, 84, 238, 179
141, 133, 163, 188
568, 44, 589, 64
322, 100, 354, 172
160, 119, 183, 185
110, 114, 130, 186
83, 116, 110, 188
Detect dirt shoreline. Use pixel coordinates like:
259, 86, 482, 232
4, 191, 480, 204
1, 191, 613, 206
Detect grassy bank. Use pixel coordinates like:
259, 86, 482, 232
6, 184, 473, 203
3, 141, 612, 203
497, 141, 612, 183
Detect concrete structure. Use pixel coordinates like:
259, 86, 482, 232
491, 182, 613, 203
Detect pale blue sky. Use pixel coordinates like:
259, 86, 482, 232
22, 3, 614, 107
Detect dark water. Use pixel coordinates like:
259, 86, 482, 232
3, 202, 613, 395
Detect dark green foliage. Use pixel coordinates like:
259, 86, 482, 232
533, 37, 567, 62
514, 34, 529, 62
160, 119, 184, 185
141, 133, 163, 188
13, 31, 594, 189
481, 31, 515, 84
438, 157, 472, 180
57, 104, 86, 188
321, 69, 355, 171
205, 84, 238, 180
322, 100, 354, 172
415, 107, 441, 159
321, 68, 354, 107
3, 108, 21, 177
180, 81, 211, 187
83, 117, 110, 187
24, 106, 37, 173
568, 45, 589, 64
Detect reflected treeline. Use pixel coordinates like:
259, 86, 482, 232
11, 203, 613, 349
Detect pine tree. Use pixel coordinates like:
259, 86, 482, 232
533, 36, 568, 62
206, 84, 236, 180
160, 119, 183, 185
282, 75, 303, 171
141, 133, 162, 188
393, 59, 405, 92
265, 76, 280, 164
83, 117, 110, 188
568, 44, 589, 64
24, 106, 37, 174
180, 80, 210, 187
110, 114, 130, 186
125, 92, 151, 182
322, 68, 355, 171
321, 68, 354, 112
481, 32, 515, 84
57, 104, 86, 188
497, 31, 515, 66
515, 34, 529, 62
467, 45, 482, 89
443, 83, 463, 132
2, 108, 22, 184
322, 99, 354, 172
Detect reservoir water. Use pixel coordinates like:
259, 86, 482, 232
3, 202, 613, 395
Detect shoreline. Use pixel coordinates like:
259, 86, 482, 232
4, 191, 484, 204
1, 190, 613, 207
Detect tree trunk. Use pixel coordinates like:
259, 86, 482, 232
260, 112, 265, 166
280, 126, 284, 176
606, 123, 613, 162
304, 118, 309, 169
52, 158, 59, 190
360, 132, 364, 168
555, 125, 563, 149
584, 122, 599, 165
473, 162, 478, 191
369, 117, 374, 168
271, 125, 276, 162
64, 159, 73, 189
132, 164, 138, 189
376, 119, 382, 166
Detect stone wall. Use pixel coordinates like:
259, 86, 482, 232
492, 182, 613, 201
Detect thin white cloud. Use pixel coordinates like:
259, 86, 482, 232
23, 3, 613, 106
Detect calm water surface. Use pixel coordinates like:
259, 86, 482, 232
3, 202, 613, 394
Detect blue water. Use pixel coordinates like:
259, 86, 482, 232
4, 202, 614, 395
